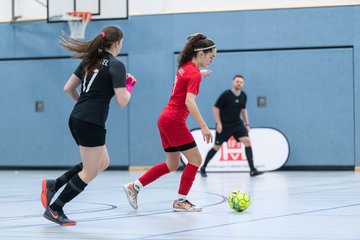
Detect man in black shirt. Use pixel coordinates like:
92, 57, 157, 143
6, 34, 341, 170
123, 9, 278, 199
201, 74, 263, 177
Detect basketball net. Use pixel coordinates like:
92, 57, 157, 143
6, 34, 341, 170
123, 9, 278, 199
66, 12, 92, 39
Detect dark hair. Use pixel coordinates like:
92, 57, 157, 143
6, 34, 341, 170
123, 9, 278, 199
233, 74, 244, 80
60, 25, 123, 74
177, 33, 216, 69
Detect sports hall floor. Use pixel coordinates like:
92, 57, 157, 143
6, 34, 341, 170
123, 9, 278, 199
0, 170, 359, 239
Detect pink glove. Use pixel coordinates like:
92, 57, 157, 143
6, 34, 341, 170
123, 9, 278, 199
126, 73, 136, 94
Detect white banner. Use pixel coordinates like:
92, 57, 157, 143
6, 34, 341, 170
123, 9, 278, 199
181, 127, 289, 172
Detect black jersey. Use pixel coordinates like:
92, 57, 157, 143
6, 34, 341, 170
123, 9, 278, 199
70, 51, 126, 127
214, 89, 247, 128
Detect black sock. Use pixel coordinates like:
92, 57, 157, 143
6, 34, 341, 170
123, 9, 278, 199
50, 174, 87, 212
55, 163, 83, 191
245, 146, 256, 171
202, 148, 217, 170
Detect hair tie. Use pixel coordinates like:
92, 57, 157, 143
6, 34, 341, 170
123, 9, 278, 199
100, 32, 106, 39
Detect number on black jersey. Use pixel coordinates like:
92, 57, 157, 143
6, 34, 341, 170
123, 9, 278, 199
82, 69, 99, 93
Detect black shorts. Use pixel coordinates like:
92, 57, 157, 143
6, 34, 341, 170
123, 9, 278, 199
69, 117, 106, 147
214, 125, 248, 145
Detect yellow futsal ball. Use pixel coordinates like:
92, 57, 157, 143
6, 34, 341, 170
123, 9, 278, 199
228, 190, 250, 212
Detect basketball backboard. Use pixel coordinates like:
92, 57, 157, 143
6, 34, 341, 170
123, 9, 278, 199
0, 0, 127, 22
1, 0, 47, 22
47, 0, 128, 22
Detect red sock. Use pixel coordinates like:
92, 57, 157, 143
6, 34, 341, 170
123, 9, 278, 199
178, 163, 199, 195
138, 162, 170, 187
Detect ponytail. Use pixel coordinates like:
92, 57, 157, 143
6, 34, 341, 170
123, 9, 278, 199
60, 25, 123, 74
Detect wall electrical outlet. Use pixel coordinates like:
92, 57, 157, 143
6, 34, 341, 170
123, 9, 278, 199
257, 96, 266, 108
35, 101, 44, 112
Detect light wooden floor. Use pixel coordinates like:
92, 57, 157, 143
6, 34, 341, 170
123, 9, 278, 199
0, 170, 359, 239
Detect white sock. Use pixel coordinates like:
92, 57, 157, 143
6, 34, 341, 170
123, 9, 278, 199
133, 179, 143, 192
177, 194, 187, 202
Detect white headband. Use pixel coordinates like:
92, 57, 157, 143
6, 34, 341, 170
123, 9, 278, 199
194, 45, 216, 52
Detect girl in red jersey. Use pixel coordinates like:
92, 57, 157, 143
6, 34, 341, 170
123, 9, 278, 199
41, 26, 136, 225
124, 33, 216, 212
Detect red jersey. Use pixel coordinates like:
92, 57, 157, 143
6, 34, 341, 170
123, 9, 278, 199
162, 61, 202, 122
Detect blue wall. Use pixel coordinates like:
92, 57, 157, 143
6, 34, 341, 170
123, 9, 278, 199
0, 6, 359, 168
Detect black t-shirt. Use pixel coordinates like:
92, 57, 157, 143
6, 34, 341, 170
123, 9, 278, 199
214, 89, 247, 128
70, 51, 126, 127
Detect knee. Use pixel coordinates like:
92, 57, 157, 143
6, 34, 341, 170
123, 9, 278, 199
100, 159, 110, 171
213, 145, 221, 151
100, 163, 109, 172
167, 161, 180, 172
244, 141, 251, 147
79, 169, 98, 183
240, 138, 251, 147
188, 156, 202, 167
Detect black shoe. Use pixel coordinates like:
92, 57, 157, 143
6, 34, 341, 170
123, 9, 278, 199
200, 167, 207, 177
41, 179, 56, 209
250, 170, 264, 177
43, 207, 76, 226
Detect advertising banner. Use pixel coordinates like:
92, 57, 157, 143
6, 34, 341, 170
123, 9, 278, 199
181, 128, 289, 172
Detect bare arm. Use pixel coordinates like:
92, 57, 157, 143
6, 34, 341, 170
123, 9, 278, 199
213, 106, 223, 133
114, 87, 131, 108
241, 108, 250, 131
64, 74, 81, 101
186, 93, 212, 143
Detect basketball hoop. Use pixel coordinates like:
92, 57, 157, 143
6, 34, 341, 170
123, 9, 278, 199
66, 12, 92, 39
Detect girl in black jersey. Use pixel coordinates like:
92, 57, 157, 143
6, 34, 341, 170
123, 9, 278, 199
41, 26, 136, 226
200, 75, 263, 177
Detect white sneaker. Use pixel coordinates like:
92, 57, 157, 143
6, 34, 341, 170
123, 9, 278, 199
173, 199, 202, 212
123, 183, 138, 209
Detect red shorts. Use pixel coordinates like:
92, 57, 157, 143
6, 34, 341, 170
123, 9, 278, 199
157, 113, 196, 152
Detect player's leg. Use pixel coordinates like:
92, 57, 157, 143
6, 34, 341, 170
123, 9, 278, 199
41, 163, 83, 209
200, 144, 221, 177
173, 146, 202, 212
100, 145, 110, 171
123, 152, 178, 210
201, 129, 228, 177
123, 117, 175, 209
137, 153, 177, 188
238, 136, 255, 170
238, 134, 263, 177
43, 118, 106, 226
44, 145, 105, 226
41, 118, 84, 209
40, 117, 82, 208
